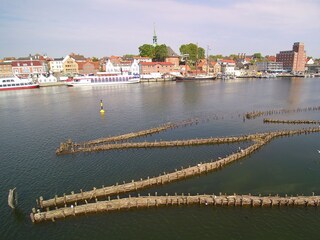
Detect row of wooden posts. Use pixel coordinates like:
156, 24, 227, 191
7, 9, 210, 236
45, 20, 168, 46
31, 193, 320, 223
56, 118, 199, 155
263, 118, 320, 124
245, 105, 320, 119
56, 105, 320, 155
32, 127, 320, 222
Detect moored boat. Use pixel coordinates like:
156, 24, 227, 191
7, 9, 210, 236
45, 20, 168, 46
176, 75, 215, 81
66, 73, 140, 87
0, 77, 39, 91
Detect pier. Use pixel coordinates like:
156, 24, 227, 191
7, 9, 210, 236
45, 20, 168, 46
31, 193, 320, 223
38, 127, 320, 209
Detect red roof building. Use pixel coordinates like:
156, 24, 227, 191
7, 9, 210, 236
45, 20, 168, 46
11, 60, 44, 75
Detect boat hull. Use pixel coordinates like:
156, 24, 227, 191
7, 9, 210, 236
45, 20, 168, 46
66, 75, 140, 87
176, 76, 215, 81
0, 84, 39, 91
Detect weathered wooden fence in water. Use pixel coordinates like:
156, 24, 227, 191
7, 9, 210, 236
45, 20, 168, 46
263, 119, 320, 124
37, 127, 320, 210
245, 106, 320, 119
56, 119, 199, 155
56, 127, 320, 155
30, 193, 320, 223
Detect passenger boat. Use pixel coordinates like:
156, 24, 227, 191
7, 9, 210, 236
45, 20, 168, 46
0, 76, 39, 91
66, 74, 140, 87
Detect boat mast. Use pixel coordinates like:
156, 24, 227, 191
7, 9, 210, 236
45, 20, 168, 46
207, 45, 211, 75
196, 43, 198, 75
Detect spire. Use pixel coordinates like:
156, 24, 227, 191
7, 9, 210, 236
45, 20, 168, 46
153, 22, 158, 47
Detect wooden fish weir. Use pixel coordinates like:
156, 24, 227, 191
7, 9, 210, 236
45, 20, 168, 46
30, 194, 320, 223
263, 119, 320, 124
37, 127, 320, 210
56, 119, 198, 155
245, 106, 320, 119
56, 127, 320, 155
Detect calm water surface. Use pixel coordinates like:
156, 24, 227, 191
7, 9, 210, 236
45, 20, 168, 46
0, 77, 320, 239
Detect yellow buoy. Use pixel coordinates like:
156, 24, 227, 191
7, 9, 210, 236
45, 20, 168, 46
100, 100, 105, 113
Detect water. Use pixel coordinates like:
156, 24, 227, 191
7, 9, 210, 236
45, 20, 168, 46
0, 77, 320, 239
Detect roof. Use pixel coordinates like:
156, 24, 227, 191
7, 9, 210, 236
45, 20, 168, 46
267, 56, 276, 62
166, 46, 179, 57
11, 60, 42, 67
140, 62, 174, 66
220, 59, 235, 64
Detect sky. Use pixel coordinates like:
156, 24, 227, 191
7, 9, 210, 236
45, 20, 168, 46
1, 0, 319, 58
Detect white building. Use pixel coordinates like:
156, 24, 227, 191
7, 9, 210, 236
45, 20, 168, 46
49, 58, 64, 73
105, 59, 139, 75
256, 62, 283, 73
219, 60, 236, 76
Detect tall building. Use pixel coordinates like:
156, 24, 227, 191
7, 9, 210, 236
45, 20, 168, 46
276, 42, 306, 72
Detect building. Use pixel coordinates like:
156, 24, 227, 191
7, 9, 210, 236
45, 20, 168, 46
11, 60, 45, 76
49, 58, 64, 73
62, 55, 78, 75
139, 62, 176, 78
209, 62, 221, 75
0, 62, 13, 77
105, 59, 139, 75
77, 60, 100, 75
219, 59, 236, 76
276, 42, 306, 72
256, 61, 283, 73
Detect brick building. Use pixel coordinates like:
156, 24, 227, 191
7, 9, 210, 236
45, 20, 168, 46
276, 42, 306, 72
0, 62, 13, 77
139, 62, 176, 77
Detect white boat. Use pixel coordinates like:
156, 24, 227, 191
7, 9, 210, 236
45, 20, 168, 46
67, 74, 140, 87
0, 76, 39, 91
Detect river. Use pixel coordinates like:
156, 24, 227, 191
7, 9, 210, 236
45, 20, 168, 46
0, 77, 320, 239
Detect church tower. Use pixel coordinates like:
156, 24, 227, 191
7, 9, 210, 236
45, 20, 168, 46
153, 23, 158, 47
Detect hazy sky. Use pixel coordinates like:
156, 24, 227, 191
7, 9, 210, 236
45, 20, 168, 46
1, 0, 319, 58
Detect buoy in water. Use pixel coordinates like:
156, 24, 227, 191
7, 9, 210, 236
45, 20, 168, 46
100, 100, 105, 113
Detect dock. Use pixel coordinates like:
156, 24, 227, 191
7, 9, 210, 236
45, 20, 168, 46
31, 193, 320, 223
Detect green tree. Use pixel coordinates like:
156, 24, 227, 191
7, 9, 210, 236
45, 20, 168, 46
209, 54, 224, 61
253, 53, 263, 59
91, 57, 99, 62
154, 44, 168, 61
123, 54, 136, 59
179, 43, 205, 64
228, 54, 238, 60
138, 44, 155, 59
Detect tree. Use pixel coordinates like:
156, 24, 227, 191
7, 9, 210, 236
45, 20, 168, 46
91, 57, 99, 62
123, 54, 136, 59
154, 44, 168, 62
179, 43, 205, 66
228, 54, 238, 60
139, 44, 155, 59
253, 53, 263, 59
209, 54, 223, 61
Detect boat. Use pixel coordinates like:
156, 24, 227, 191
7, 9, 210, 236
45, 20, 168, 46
66, 73, 140, 87
176, 74, 215, 81
0, 76, 39, 91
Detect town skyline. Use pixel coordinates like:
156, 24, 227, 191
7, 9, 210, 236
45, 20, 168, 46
1, 0, 319, 58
